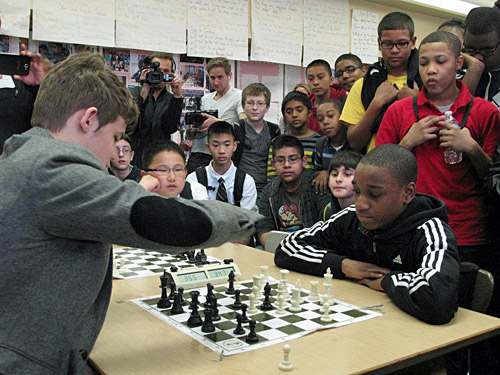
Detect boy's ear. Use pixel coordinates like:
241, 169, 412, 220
205, 142, 210, 153
410, 36, 417, 50
402, 181, 416, 205
301, 156, 308, 169
130, 151, 134, 161
141, 170, 147, 177
79, 107, 99, 134
456, 55, 464, 71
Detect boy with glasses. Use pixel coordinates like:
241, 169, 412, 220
334, 53, 365, 92
233, 83, 280, 197
257, 135, 329, 246
340, 12, 422, 152
109, 135, 141, 182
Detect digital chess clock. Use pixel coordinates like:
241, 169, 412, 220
166, 259, 241, 290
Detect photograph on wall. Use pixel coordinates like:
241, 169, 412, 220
38, 41, 70, 63
103, 48, 130, 72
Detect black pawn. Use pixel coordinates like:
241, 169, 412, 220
226, 271, 235, 295
187, 303, 203, 327
168, 282, 176, 300
178, 287, 186, 305
170, 292, 184, 314
231, 289, 242, 309
189, 290, 200, 310
246, 319, 259, 343
233, 313, 246, 335
260, 282, 273, 310
210, 295, 221, 321
240, 303, 250, 323
201, 308, 215, 333
204, 283, 214, 308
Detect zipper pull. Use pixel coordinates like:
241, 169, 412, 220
372, 242, 377, 253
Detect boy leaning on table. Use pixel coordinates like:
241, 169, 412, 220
0, 52, 262, 375
275, 144, 460, 325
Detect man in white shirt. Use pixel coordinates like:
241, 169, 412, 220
186, 57, 245, 173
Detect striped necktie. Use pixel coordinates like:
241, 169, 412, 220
216, 177, 228, 202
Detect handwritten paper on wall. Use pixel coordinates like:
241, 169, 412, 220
303, 0, 349, 68
188, 0, 248, 61
251, 0, 303, 66
351, 9, 379, 64
116, 0, 187, 53
32, 0, 115, 46
0, 0, 31, 38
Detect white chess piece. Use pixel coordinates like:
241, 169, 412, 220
260, 265, 269, 282
248, 292, 258, 314
320, 294, 328, 313
324, 282, 334, 304
308, 281, 320, 302
320, 302, 332, 322
280, 269, 290, 284
324, 267, 333, 284
278, 280, 290, 301
294, 279, 303, 303
234, 271, 241, 287
279, 344, 293, 371
253, 275, 263, 298
276, 294, 286, 315
289, 288, 302, 312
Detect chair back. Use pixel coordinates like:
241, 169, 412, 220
264, 231, 289, 254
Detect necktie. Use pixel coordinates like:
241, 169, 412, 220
216, 177, 228, 202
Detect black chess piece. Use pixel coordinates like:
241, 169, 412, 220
231, 289, 242, 309
226, 271, 235, 295
209, 295, 221, 321
157, 271, 171, 309
187, 303, 203, 327
195, 249, 207, 265
240, 303, 249, 323
204, 283, 214, 308
178, 287, 186, 305
246, 319, 259, 343
189, 290, 200, 310
201, 308, 215, 333
186, 250, 195, 262
170, 292, 184, 314
260, 282, 273, 310
168, 282, 176, 301
233, 313, 246, 335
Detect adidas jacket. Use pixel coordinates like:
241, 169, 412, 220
275, 194, 460, 325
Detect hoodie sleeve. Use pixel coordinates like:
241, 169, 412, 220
381, 218, 460, 325
274, 208, 354, 277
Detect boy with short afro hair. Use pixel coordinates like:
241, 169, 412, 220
275, 144, 460, 325
341, 12, 422, 152
0, 52, 261, 374
305, 59, 347, 135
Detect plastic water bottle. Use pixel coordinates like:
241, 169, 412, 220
443, 111, 462, 164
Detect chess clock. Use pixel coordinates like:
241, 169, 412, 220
166, 259, 241, 290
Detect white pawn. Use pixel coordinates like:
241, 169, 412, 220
294, 279, 303, 303
279, 344, 293, 371
276, 294, 286, 315
308, 281, 320, 302
248, 292, 258, 313
320, 294, 329, 313
280, 269, 290, 284
234, 271, 241, 287
278, 280, 290, 301
289, 288, 302, 312
320, 302, 332, 322
260, 265, 269, 282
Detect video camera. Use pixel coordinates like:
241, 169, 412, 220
142, 56, 174, 85
185, 110, 218, 128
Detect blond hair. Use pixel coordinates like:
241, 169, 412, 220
32, 53, 138, 132
206, 57, 231, 75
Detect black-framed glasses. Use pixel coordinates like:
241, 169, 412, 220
143, 167, 185, 176
379, 39, 411, 50
462, 40, 500, 57
334, 65, 361, 78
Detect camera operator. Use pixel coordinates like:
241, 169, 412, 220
186, 57, 245, 174
129, 52, 183, 168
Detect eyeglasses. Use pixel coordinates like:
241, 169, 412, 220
334, 65, 361, 78
274, 155, 302, 166
379, 40, 411, 50
116, 147, 131, 154
462, 40, 500, 57
143, 167, 185, 176
245, 101, 267, 108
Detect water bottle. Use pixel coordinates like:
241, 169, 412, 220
443, 111, 462, 164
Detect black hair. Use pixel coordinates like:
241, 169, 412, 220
142, 141, 186, 168
438, 18, 465, 33
420, 30, 462, 57
305, 59, 332, 76
207, 121, 235, 141
281, 91, 312, 116
359, 144, 417, 186
465, 7, 500, 39
317, 98, 343, 113
328, 151, 363, 174
272, 135, 304, 158
334, 53, 363, 68
378, 12, 415, 38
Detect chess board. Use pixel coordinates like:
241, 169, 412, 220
132, 277, 381, 356
113, 247, 220, 279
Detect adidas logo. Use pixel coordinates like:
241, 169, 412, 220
393, 254, 402, 264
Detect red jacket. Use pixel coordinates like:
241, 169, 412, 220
307, 84, 346, 135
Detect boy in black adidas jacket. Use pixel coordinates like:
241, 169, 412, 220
275, 144, 460, 325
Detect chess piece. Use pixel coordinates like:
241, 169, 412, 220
231, 289, 242, 309
252, 275, 262, 298
320, 302, 332, 323
157, 270, 171, 309
320, 294, 328, 313
280, 269, 290, 285
168, 282, 176, 300
187, 303, 203, 327
234, 271, 242, 287
294, 280, 303, 303
248, 293, 258, 314
324, 282, 333, 304
245, 319, 259, 343
209, 295, 221, 321
170, 292, 184, 314
226, 271, 235, 295
324, 267, 333, 284
289, 288, 302, 312
278, 280, 290, 301
308, 281, 320, 302
276, 295, 286, 315
260, 265, 269, 282
240, 303, 250, 323
204, 283, 214, 307
279, 344, 293, 371
233, 313, 246, 335
260, 283, 273, 310
201, 308, 216, 333
178, 287, 186, 305
189, 290, 200, 310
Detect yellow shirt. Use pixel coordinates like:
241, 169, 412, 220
340, 75, 408, 151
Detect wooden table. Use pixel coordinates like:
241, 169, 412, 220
91, 243, 500, 375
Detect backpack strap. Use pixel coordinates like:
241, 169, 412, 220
179, 181, 193, 199
195, 167, 208, 188
460, 97, 474, 129
233, 168, 246, 207
413, 95, 419, 122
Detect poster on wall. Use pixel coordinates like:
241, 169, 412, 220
351, 9, 379, 64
